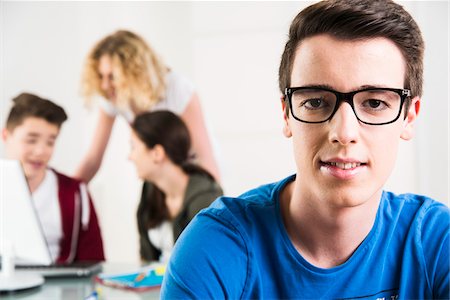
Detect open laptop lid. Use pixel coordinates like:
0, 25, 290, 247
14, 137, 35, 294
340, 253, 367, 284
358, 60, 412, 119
0, 158, 53, 265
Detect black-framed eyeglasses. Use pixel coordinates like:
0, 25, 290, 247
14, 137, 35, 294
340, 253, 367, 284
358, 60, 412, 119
284, 87, 411, 125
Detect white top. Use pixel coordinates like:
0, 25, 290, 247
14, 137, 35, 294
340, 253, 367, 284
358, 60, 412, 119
32, 169, 63, 262
147, 221, 174, 263
98, 71, 194, 122
99, 69, 224, 181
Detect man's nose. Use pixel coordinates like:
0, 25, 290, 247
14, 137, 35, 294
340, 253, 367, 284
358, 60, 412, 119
328, 102, 360, 146
101, 77, 111, 92
33, 143, 48, 156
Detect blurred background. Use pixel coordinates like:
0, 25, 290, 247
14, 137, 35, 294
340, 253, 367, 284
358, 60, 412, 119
1, 1, 448, 263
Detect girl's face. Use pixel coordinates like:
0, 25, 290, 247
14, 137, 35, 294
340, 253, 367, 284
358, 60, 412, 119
128, 130, 158, 181
98, 55, 117, 102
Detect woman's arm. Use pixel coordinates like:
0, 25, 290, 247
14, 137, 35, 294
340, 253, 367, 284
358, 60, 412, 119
74, 109, 116, 183
181, 93, 221, 182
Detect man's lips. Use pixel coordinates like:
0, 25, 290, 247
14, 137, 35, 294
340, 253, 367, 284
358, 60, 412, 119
321, 161, 366, 170
319, 159, 368, 179
27, 161, 45, 169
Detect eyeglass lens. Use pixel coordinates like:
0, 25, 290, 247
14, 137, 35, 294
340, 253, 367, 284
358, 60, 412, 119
290, 89, 402, 124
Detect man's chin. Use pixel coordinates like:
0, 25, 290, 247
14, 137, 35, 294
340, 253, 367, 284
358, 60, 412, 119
24, 167, 47, 180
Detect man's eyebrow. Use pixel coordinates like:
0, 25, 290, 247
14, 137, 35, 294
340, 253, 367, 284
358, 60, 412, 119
291, 84, 334, 90
26, 132, 40, 138
359, 84, 392, 89
26, 132, 58, 140
292, 84, 394, 90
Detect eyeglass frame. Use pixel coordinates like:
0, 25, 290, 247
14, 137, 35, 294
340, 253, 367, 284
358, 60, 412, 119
284, 86, 411, 125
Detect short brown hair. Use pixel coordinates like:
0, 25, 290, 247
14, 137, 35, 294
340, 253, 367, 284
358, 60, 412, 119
279, 0, 424, 98
5, 93, 68, 131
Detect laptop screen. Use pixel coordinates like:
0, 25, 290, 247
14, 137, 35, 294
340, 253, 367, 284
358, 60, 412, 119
0, 158, 53, 265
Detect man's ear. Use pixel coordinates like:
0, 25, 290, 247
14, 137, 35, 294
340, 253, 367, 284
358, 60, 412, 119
281, 96, 292, 138
1, 128, 9, 142
400, 96, 420, 141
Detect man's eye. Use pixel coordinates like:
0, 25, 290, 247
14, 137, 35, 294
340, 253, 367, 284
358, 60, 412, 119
308, 99, 322, 108
363, 99, 389, 110
369, 99, 381, 108
25, 139, 37, 144
302, 98, 326, 109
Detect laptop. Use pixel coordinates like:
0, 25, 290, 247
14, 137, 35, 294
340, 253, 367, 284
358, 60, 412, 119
0, 159, 102, 278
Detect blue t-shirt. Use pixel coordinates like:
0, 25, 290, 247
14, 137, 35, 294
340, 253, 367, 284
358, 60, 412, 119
162, 175, 450, 299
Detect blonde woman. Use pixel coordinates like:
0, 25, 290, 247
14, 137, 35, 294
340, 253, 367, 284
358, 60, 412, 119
75, 30, 220, 182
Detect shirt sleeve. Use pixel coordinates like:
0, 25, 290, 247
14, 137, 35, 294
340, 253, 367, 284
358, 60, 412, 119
161, 209, 248, 299
152, 71, 194, 114
433, 234, 449, 298
421, 203, 450, 299
98, 97, 120, 117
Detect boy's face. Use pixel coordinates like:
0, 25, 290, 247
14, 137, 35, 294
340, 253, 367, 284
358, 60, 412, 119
2, 117, 59, 182
283, 34, 419, 208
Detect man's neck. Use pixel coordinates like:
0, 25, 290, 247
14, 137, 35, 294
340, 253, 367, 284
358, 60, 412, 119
27, 169, 47, 194
280, 180, 381, 268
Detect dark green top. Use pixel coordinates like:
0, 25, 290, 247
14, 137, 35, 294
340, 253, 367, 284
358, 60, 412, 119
137, 173, 223, 262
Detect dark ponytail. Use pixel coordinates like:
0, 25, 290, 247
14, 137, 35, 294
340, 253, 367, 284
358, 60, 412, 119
132, 110, 212, 229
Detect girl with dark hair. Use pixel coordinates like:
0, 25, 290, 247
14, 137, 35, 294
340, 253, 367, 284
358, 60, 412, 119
129, 110, 223, 262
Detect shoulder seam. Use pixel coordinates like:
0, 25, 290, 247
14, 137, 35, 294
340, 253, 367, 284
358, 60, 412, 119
201, 210, 251, 297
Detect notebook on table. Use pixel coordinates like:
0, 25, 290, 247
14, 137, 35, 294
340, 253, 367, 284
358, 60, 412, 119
95, 263, 166, 292
0, 159, 102, 278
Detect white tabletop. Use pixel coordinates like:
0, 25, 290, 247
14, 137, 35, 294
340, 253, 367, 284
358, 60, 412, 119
1, 263, 161, 300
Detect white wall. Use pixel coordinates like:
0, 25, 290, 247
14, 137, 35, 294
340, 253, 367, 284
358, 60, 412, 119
1, 1, 448, 263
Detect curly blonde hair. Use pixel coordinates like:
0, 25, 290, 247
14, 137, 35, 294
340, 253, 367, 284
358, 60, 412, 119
81, 30, 168, 113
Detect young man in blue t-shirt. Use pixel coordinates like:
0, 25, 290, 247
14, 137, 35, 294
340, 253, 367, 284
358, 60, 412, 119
162, 0, 450, 298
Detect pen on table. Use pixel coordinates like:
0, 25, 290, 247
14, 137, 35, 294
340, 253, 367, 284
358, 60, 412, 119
134, 264, 166, 282
134, 270, 148, 282
85, 288, 101, 300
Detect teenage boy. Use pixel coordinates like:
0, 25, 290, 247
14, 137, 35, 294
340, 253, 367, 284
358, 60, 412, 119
161, 0, 450, 298
2, 93, 104, 263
